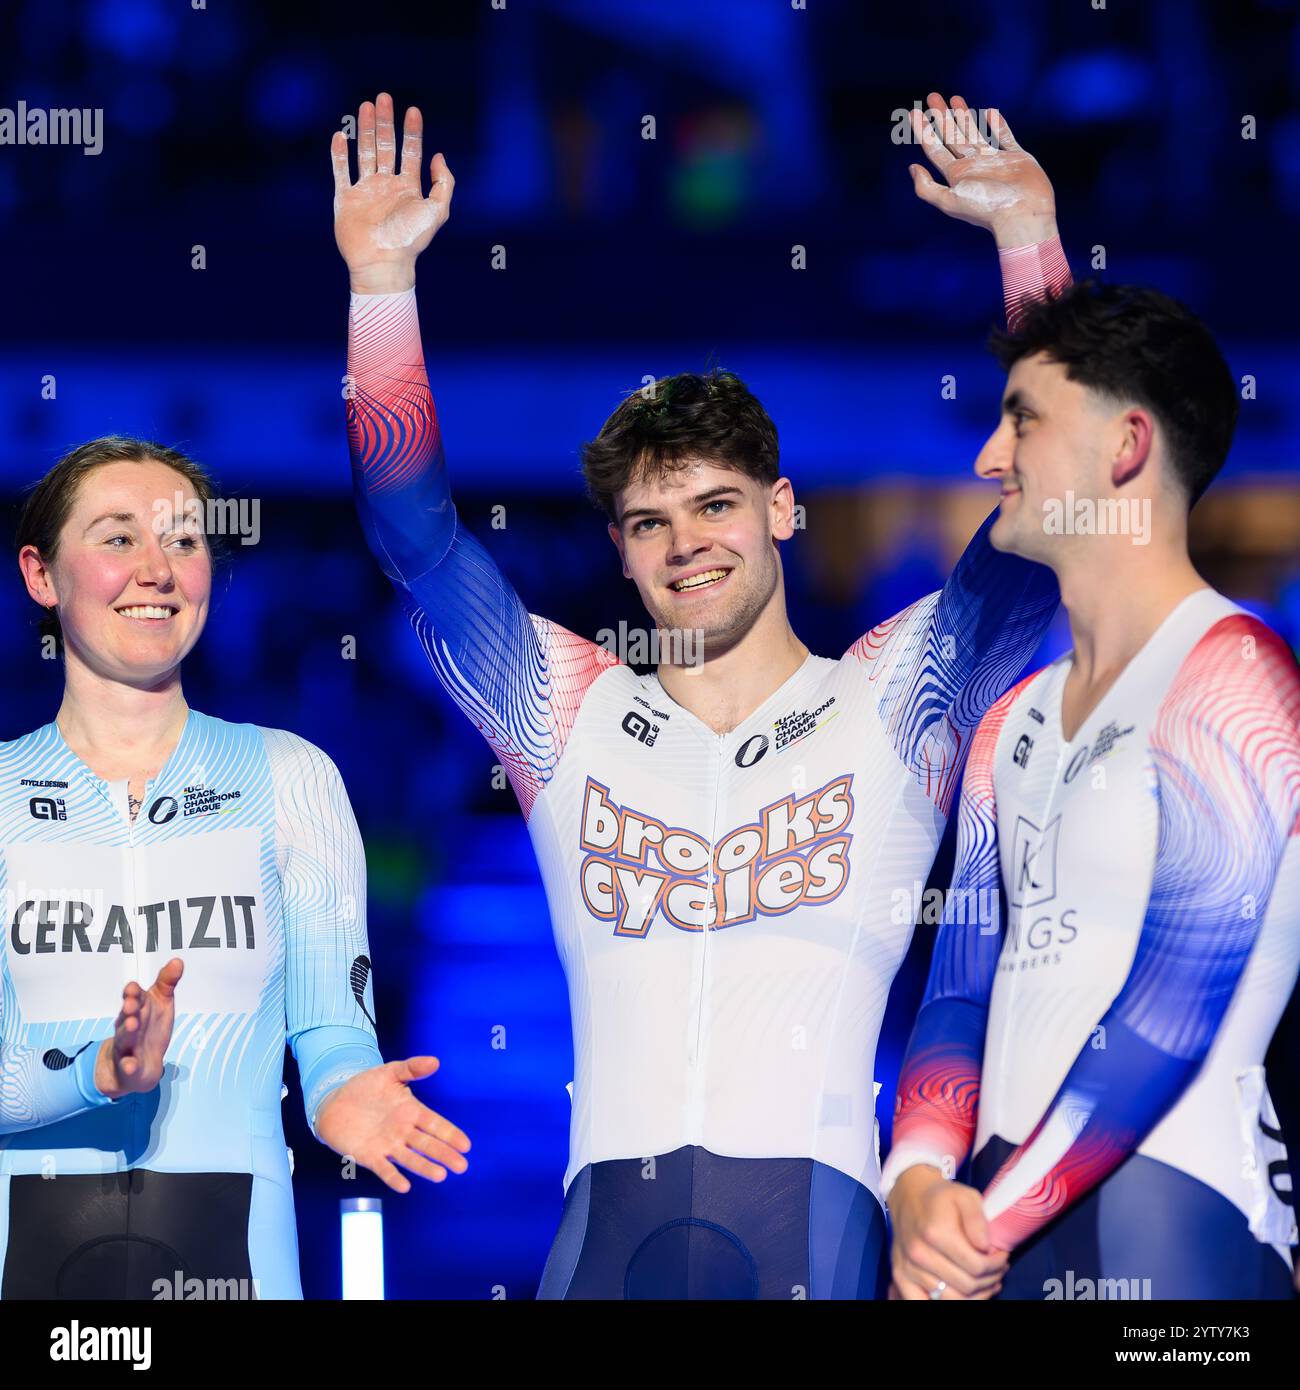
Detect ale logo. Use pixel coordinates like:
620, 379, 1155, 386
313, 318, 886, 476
621, 712, 659, 747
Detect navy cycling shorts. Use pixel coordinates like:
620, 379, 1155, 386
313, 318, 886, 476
537, 1144, 888, 1300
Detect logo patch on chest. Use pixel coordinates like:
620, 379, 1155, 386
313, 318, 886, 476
772, 696, 838, 752
3, 827, 270, 1022
577, 773, 854, 936
1010, 814, 1061, 909
1091, 720, 1136, 762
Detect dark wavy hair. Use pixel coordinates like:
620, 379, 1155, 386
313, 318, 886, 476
581, 366, 780, 521
15, 435, 227, 651
990, 281, 1238, 506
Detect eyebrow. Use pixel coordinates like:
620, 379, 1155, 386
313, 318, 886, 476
619, 485, 744, 527
82, 511, 138, 534
1001, 388, 1037, 415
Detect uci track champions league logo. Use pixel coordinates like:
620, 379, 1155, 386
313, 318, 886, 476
578, 774, 854, 937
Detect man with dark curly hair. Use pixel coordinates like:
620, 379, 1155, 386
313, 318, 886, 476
335, 89, 1066, 1299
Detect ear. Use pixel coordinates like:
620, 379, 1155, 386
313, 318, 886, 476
1111, 407, 1154, 490
607, 520, 632, 580
769, 477, 797, 541
18, 544, 57, 610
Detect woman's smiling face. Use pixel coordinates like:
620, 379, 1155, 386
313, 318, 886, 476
27, 459, 212, 684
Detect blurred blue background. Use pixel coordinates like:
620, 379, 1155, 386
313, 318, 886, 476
1, 0, 1298, 1298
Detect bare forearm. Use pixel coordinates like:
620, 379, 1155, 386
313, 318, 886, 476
350, 262, 416, 295
993, 213, 1058, 252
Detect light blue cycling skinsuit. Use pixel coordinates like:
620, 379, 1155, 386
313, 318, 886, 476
0, 710, 382, 1299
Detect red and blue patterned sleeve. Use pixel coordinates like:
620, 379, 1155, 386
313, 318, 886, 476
346, 290, 618, 818
853, 236, 1069, 815
998, 236, 1071, 332
981, 616, 1300, 1249
880, 679, 1031, 1195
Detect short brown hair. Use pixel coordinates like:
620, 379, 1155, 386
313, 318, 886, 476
15, 435, 226, 649
581, 367, 780, 520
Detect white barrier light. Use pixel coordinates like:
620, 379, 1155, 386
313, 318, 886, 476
340, 1197, 384, 1300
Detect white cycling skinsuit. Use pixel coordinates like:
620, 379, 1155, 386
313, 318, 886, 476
347, 238, 1070, 1298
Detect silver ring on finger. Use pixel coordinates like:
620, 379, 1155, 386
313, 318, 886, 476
929, 1279, 947, 1301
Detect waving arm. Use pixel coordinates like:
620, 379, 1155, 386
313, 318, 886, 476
336, 95, 617, 816
858, 98, 1065, 813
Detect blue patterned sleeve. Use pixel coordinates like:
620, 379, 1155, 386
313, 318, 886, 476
346, 290, 617, 816
860, 514, 1057, 814
265, 728, 383, 1133
0, 1021, 113, 1135
880, 681, 1021, 1196
851, 235, 1071, 810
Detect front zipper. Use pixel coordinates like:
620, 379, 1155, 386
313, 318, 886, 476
685, 734, 728, 1133
125, 774, 143, 1156
994, 675, 1071, 1090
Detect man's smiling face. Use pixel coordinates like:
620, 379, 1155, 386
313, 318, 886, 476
975, 351, 1111, 563
608, 457, 797, 655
